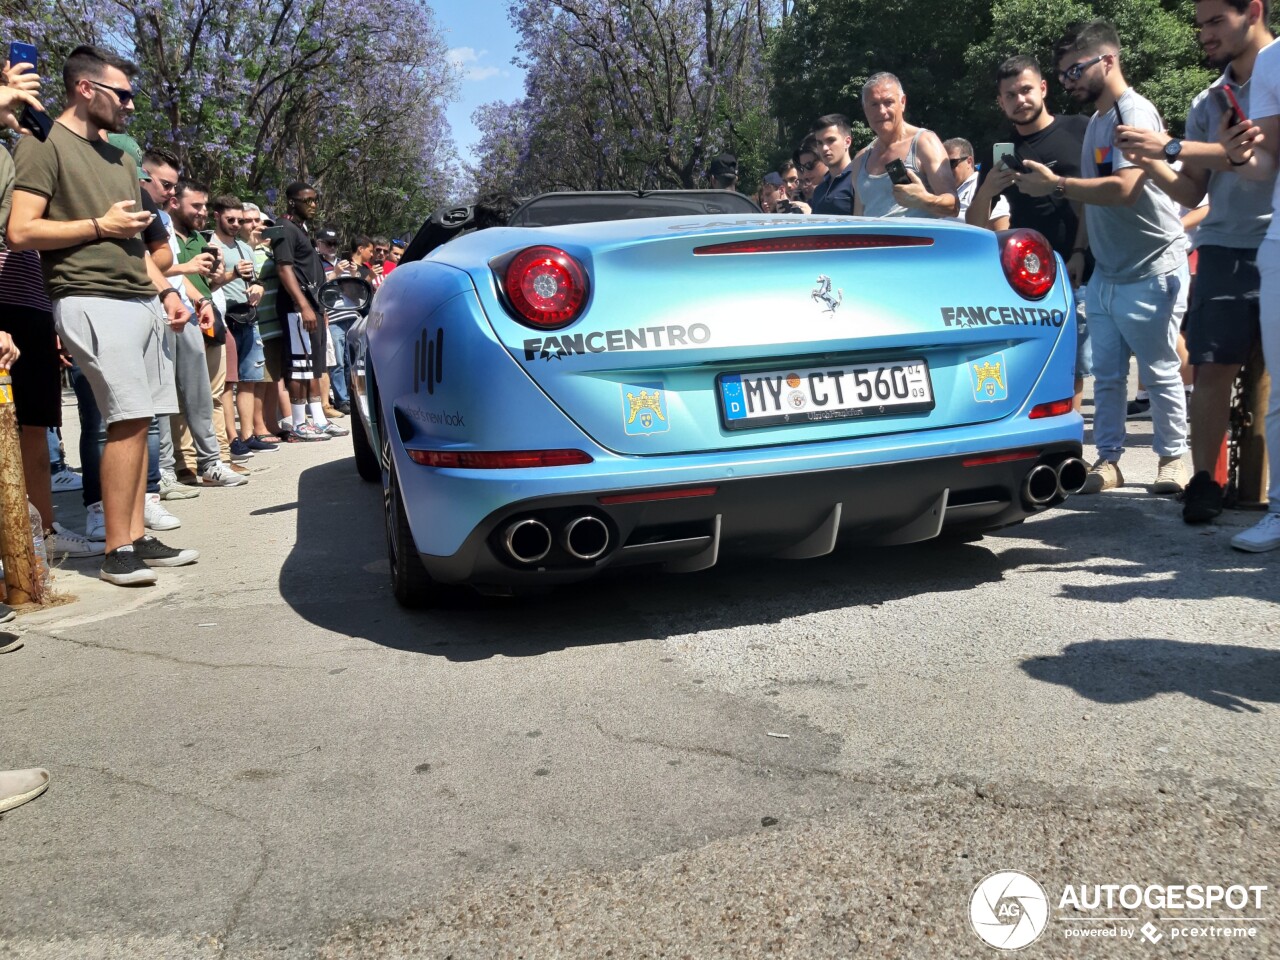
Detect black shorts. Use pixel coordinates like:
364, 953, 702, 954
0, 305, 61, 428
1186, 245, 1261, 365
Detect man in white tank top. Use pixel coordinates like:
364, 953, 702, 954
852, 72, 959, 219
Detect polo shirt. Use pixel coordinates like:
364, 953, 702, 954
810, 163, 854, 215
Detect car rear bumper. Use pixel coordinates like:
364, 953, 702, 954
417, 440, 1083, 591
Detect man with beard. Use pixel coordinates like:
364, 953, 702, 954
1017, 20, 1190, 497
852, 73, 958, 219
1115, 0, 1274, 528
9, 45, 199, 585
168, 180, 247, 484
967, 56, 1093, 410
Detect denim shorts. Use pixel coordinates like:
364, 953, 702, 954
232, 322, 266, 382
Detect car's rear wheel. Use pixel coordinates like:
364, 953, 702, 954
351, 402, 381, 482
383, 448, 450, 609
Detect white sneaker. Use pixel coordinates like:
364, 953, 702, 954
85, 500, 106, 541
144, 492, 181, 531
1230, 513, 1280, 553
200, 461, 249, 487
160, 469, 200, 500
1151, 456, 1188, 495
50, 470, 83, 493
47, 522, 105, 558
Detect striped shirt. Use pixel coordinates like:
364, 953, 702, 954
0, 249, 53, 312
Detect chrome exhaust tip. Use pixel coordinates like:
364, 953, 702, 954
503, 518, 552, 564
1055, 457, 1089, 497
1022, 464, 1059, 506
562, 515, 610, 561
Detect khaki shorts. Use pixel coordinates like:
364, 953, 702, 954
261, 335, 284, 383
54, 295, 178, 426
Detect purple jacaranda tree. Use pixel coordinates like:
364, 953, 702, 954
473, 0, 778, 196
3, 0, 458, 234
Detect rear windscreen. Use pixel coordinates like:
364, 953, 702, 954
507, 191, 760, 227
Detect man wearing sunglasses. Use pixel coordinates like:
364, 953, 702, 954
9, 44, 200, 585
1016, 20, 1191, 498
793, 138, 828, 203
944, 138, 1010, 227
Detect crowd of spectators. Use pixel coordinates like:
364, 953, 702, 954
730, 0, 1280, 553
0, 44, 405, 598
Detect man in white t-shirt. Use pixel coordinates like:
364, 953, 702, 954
944, 138, 1011, 226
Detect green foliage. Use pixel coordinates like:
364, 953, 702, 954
771, 0, 1216, 160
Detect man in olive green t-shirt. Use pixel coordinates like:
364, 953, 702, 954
8, 44, 200, 586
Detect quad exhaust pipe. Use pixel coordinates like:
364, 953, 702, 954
502, 518, 552, 564
1022, 464, 1059, 507
500, 514, 612, 564
1055, 457, 1089, 497
1022, 458, 1090, 507
562, 515, 610, 561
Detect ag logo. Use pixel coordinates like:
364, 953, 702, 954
413, 327, 444, 395
970, 870, 1049, 950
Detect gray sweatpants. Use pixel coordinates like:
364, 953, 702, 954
165, 320, 221, 473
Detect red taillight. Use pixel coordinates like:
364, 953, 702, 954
962, 450, 1040, 467
501, 245, 588, 329
597, 486, 719, 505
406, 448, 593, 468
693, 234, 933, 255
998, 229, 1056, 300
1029, 398, 1074, 419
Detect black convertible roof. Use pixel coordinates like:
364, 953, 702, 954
401, 190, 761, 263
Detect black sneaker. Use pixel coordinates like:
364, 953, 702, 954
99, 547, 159, 586
0, 602, 14, 624
1126, 397, 1151, 420
1182, 470, 1224, 524
132, 536, 200, 567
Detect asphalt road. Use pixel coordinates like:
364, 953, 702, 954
1, 396, 1277, 959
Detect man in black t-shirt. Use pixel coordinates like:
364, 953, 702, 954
273, 181, 344, 440
967, 55, 1093, 409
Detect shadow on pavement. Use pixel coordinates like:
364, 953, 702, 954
1022, 638, 1280, 712
281, 456, 1278, 660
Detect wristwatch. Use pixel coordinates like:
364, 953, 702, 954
1163, 139, 1183, 162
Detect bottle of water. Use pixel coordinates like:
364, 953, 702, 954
26, 500, 51, 599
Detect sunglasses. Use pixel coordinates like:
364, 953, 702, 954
799, 160, 820, 172
1057, 54, 1105, 82
223, 217, 243, 225
89, 80, 135, 105
155, 177, 177, 192
948, 157, 970, 168
374, 248, 389, 256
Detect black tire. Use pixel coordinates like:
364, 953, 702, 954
383, 455, 449, 608
351, 404, 381, 483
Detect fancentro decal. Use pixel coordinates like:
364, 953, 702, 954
941, 306, 1065, 328
523, 324, 711, 362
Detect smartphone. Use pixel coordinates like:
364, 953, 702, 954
7, 40, 37, 69
19, 103, 52, 142
993, 142, 1024, 172
1113, 98, 1126, 128
1213, 86, 1248, 126
885, 158, 912, 185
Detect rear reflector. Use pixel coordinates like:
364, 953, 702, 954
693, 234, 933, 256
407, 448, 593, 468
598, 486, 719, 505
1029, 398, 1074, 419
963, 450, 1040, 468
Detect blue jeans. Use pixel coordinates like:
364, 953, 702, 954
1086, 264, 1190, 463
71, 364, 161, 506
328, 317, 352, 405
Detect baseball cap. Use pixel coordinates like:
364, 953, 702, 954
316, 227, 339, 244
260, 211, 277, 226
105, 132, 151, 182
762, 171, 785, 188
708, 153, 738, 177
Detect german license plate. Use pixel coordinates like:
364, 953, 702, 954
719, 359, 934, 429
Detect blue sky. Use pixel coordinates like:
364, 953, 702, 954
436, 0, 527, 157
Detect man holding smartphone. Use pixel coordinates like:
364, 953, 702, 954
9, 45, 199, 585
1016, 20, 1190, 498
967, 55, 1093, 411
1115, 0, 1274, 529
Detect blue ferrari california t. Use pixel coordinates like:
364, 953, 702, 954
346, 191, 1085, 607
